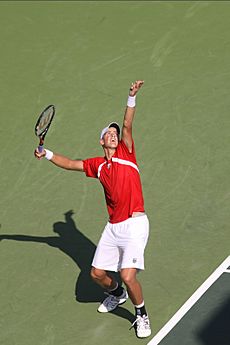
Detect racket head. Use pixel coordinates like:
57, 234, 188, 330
35, 104, 55, 140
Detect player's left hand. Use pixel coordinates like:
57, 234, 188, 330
129, 80, 144, 96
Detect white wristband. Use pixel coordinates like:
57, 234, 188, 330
45, 149, 53, 160
127, 95, 136, 107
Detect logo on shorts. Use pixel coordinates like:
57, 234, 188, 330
132, 258, 137, 263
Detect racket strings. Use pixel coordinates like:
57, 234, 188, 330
35, 105, 55, 137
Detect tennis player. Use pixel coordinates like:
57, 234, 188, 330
34, 80, 151, 338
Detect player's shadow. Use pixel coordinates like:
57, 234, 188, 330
1, 210, 103, 302
0, 211, 135, 323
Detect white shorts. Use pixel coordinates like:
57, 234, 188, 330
92, 215, 149, 272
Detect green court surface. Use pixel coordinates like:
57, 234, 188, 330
0, 2, 229, 345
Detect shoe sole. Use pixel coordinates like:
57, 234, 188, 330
97, 293, 128, 313
136, 331, 152, 338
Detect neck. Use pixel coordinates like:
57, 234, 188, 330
103, 147, 116, 161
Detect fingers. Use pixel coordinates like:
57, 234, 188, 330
34, 148, 45, 160
129, 80, 144, 96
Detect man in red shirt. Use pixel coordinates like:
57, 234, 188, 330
35, 80, 151, 338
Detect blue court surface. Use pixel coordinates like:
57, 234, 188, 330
148, 256, 230, 345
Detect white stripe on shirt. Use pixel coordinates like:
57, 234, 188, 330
111, 157, 139, 173
97, 158, 139, 178
97, 161, 107, 178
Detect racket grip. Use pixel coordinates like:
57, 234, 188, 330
38, 144, 44, 153
38, 138, 44, 153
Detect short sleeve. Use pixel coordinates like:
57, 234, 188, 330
83, 158, 98, 178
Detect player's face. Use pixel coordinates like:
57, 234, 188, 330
101, 127, 119, 148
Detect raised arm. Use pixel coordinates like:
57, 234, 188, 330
34, 148, 84, 171
121, 80, 144, 152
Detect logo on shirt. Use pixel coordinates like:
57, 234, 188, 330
132, 258, 137, 264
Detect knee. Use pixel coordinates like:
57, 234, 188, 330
90, 267, 106, 282
120, 270, 137, 287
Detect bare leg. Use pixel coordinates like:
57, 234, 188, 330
120, 268, 143, 305
91, 267, 117, 290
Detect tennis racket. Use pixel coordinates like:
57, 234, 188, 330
35, 105, 55, 152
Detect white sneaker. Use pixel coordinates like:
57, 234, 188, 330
97, 290, 128, 313
131, 314, 151, 338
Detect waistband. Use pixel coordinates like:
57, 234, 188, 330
132, 212, 146, 218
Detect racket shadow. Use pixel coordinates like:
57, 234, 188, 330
0, 210, 119, 304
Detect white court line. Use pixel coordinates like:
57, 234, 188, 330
147, 256, 230, 345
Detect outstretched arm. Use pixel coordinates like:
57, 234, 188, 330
122, 80, 144, 152
34, 148, 84, 171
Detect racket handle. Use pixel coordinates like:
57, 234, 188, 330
38, 138, 44, 153
38, 144, 44, 153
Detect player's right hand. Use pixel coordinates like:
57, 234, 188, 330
34, 148, 46, 159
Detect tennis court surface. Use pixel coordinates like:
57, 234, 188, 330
148, 256, 230, 345
0, 2, 229, 345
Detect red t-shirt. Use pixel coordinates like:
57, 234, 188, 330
83, 139, 145, 224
